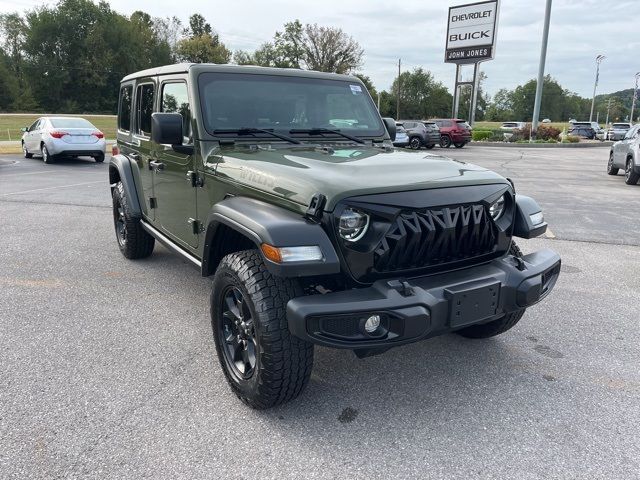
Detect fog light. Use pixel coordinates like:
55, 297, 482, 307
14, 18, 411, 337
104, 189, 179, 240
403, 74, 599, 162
364, 314, 381, 333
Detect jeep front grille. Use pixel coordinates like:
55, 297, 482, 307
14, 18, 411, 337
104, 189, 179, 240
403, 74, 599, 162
373, 205, 498, 272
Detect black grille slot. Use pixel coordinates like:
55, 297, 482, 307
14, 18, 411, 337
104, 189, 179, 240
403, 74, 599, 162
373, 205, 498, 272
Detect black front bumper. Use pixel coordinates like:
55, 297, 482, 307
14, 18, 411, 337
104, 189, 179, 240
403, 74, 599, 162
287, 248, 561, 349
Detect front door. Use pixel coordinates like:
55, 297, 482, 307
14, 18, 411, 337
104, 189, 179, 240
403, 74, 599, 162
131, 79, 157, 220
614, 126, 637, 167
152, 80, 198, 249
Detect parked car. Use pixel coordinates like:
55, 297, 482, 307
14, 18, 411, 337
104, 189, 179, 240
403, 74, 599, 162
110, 63, 560, 409
392, 124, 409, 147
21, 116, 106, 164
607, 124, 640, 184
431, 118, 471, 148
542, 119, 551, 123
606, 123, 632, 141
398, 120, 439, 149
500, 122, 525, 131
570, 121, 603, 136
568, 125, 596, 139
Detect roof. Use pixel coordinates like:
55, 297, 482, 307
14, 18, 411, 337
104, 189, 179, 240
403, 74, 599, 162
120, 63, 362, 84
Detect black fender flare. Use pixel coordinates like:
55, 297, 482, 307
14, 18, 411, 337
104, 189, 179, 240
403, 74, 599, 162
108, 154, 143, 218
202, 196, 341, 278
513, 194, 547, 239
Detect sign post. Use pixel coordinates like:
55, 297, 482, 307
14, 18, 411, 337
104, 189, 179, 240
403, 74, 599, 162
445, 0, 500, 125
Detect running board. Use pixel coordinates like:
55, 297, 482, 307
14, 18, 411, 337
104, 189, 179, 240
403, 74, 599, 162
140, 220, 202, 269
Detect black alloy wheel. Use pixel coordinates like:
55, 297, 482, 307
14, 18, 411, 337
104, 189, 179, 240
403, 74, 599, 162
409, 137, 422, 150
113, 196, 127, 248
218, 286, 257, 379
440, 135, 451, 148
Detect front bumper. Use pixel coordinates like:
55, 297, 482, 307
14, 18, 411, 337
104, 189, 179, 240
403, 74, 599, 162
287, 248, 560, 349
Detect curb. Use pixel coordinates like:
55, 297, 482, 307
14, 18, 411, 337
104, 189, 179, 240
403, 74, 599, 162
470, 141, 613, 148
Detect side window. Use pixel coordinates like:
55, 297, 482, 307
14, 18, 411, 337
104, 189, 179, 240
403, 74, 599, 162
161, 82, 191, 141
118, 85, 133, 132
135, 83, 155, 137
28, 119, 40, 131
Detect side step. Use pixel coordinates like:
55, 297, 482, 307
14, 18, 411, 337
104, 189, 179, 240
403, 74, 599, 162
140, 220, 202, 269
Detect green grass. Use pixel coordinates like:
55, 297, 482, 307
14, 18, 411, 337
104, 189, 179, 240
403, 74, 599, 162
0, 114, 116, 142
474, 121, 571, 132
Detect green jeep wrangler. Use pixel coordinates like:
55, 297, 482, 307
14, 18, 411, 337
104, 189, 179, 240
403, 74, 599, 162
109, 63, 561, 409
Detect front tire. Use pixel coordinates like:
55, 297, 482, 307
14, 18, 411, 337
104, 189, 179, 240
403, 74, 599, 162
456, 242, 526, 339
454, 142, 466, 148
607, 152, 619, 175
625, 158, 639, 185
94, 153, 105, 163
22, 142, 33, 158
111, 182, 155, 259
211, 250, 314, 409
440, 135, 451, 148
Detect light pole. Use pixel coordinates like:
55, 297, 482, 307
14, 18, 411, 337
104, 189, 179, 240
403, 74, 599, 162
532, 0, 553, 137
589, 55, 605, 122
630, 72, 640, 124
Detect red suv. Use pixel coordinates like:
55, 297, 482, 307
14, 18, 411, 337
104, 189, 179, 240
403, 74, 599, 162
432, 119, 472, 148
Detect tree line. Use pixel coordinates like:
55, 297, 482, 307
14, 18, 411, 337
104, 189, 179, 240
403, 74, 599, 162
0, 0, 631, 122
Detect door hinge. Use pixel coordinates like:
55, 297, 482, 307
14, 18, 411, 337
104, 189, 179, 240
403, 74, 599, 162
149, 197, 157, 209
186, 170, 203, 187
305, 193, 326, 223
188, 218, 203, 235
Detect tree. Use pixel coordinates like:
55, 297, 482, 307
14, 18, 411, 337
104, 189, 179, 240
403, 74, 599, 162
485, 88, 514, 121
381, 68, 452, 120
457, 71, 488, 120
176, 33, 231, 64
187, 13, 212, 38
234, 20, 363, 74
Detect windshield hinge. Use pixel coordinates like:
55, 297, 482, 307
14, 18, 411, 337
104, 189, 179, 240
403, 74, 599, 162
186, 170, 203, 187
305, 193, 326, 223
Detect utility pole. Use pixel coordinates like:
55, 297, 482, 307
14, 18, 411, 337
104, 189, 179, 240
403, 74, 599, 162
532, 0, 552, 137
396, 59, 401, 120
630, 72, 640, 124
589, 55, 605, 122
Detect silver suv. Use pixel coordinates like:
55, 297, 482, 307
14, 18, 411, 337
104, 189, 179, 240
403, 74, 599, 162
607, 124, 640, 185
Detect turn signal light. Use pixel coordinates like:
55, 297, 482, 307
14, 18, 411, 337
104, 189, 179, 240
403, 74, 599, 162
260, 244, 323, 264
49, 131, 68, 139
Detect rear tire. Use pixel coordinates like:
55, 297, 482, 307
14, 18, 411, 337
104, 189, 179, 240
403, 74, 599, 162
625, 158, 639, 185
22, 142, 33, 159
111, 182, 155, 259
607, 152, 618, 175
41, 144, 53, 164
440, 135, 451, 148
94, 153, 105, 163
211, 250, 314, 409
409, 137, 422, 150
456, 242, 526, 339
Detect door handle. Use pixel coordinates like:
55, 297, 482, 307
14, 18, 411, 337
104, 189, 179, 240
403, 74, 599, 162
150, 160, 165, 171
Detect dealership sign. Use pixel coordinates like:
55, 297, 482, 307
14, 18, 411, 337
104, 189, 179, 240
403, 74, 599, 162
445, 0, 499, 64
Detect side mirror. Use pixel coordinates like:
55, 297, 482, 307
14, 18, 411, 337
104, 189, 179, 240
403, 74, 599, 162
382, 117, 396, 141
151, 112, 183, 145
21, 127, 28, 133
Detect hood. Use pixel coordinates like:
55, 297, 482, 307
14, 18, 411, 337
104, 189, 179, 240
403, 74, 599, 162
210, 144, 508, 211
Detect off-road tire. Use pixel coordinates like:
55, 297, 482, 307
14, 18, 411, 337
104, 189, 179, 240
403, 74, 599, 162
211, 250, 314, 409
111, 181, 155, 259
409, 137, 422, 150
22, 142, 33, 159
440, 135, 451, 148
624, 158, 639, 185
454, 142, 466, 148
95, 153, 105, 163
456, 242, 526, 339
607, 152, 618, 175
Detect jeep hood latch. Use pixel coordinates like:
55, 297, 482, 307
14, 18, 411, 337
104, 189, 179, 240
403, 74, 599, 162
305, 193, 327, 223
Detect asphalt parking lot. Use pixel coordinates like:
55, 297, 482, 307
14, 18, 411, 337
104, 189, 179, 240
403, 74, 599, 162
1, 147, 639, 479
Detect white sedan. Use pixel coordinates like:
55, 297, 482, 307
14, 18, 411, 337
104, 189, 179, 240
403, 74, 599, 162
21, 117, 106, 164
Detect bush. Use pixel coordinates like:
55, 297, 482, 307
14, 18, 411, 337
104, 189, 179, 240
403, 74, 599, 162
563, 135, 580, 143
536, 125, 561, 141
472, 130, 493, 141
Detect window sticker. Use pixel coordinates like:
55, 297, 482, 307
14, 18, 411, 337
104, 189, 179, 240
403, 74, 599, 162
349, 84, 363, 94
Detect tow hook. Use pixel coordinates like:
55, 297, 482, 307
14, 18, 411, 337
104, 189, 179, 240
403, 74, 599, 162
387, 279, 415, 297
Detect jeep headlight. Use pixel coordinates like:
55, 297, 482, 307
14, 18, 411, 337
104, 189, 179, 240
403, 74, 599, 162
489, 195, 506, 221
339, 208, 369, 241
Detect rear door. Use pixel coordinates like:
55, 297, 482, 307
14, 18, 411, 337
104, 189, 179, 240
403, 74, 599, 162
132, 79, 157, 219
152, 78, 199, 249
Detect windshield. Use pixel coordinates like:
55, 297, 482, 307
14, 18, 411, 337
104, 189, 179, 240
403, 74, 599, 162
198, 73, 385, 139
612, 124, 630, 129
50, 118, 94, 128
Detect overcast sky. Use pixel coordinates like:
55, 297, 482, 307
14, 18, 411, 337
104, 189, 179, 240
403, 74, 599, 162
2, 0, 638, 98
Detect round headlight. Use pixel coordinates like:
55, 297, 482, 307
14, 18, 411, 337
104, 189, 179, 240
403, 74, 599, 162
339, 208, 369, 241
489, 195, 506, 221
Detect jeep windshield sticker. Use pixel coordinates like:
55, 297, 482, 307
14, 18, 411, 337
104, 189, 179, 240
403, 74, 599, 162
349, 85, 362, 95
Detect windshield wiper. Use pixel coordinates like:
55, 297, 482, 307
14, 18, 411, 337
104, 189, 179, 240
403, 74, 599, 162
213, 127, 301, 144
289, 128, 365, 144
